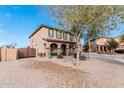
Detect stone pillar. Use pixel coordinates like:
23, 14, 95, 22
106, 47, 109, 53
102, 46, 105, 53
96, 46, 99, 52
101, 46, 103, 53
100, 46, 103, 53
66, 44, 69, 56
57, 43, 61, 55
98, 46, 101, 53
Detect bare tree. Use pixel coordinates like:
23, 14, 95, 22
1, 43, 17, 48
49, 6, 124, 65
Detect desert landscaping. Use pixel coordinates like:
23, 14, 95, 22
0, 54, 124, 88
0, 5, 124, 88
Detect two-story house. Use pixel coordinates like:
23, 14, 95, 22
90, 37, 124, 53
29, 24, 76, 57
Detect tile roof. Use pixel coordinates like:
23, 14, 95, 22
29, 24, 73, 38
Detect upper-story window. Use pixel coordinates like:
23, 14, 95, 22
70, 34, 73, 41
56, 31, 62, 39
63, 33, 67, 40
48, 30, 54, 38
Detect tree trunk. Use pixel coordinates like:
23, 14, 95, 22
112, 49, 114, 55
76, 34, 80, 66
110, 49, 113, 55
88, 39, 91, 59
76, 43, 80, 66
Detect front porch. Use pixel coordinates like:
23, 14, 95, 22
36, 54, 87, 66
96, 45, 111, 54
37, 41, 76, 58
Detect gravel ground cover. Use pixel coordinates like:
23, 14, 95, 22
0, 57, 124, 88
0, 58, 89, 88
38, 56, 124, 88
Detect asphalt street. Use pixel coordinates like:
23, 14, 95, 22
84, 53, 124, 64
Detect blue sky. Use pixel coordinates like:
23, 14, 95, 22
0, 5, 123, 47
0, 5, 57, 47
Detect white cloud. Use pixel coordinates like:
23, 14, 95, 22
5, 13, 11, 17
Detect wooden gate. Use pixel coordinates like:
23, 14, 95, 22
18, 48, 36, 58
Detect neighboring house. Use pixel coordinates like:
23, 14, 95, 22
90, 37, 124, 53
90, 38, 111, 53
29, 24, 77, 57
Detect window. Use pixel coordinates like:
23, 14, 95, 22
48, 30, 54, 37
63, 33, 67, 40
56, 31, 62, 39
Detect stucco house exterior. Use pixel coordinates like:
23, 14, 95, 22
29, 25, 77, 57
90, 37, 124, 53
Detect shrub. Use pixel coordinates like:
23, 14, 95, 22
74, 53, 87, 61
106, 38, 119, 54
79, 55, 86, 61
57, 53, 63, 59
120, 34, 124, 42
83, 42, 89, 52
48, 52, 52, 59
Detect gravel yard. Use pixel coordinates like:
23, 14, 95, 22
0, 57, 124, 88
0, 58, 89, 88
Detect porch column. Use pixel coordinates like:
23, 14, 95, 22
57, 43, 61, 55
66, 44, 69, 56
101, 46, 103, 53
101, 46, 104, 53
98, 46, 101, 53
106, 46, 109, 53
100, 46, 103, 53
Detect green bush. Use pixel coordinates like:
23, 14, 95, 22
48, 52, 52, 59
